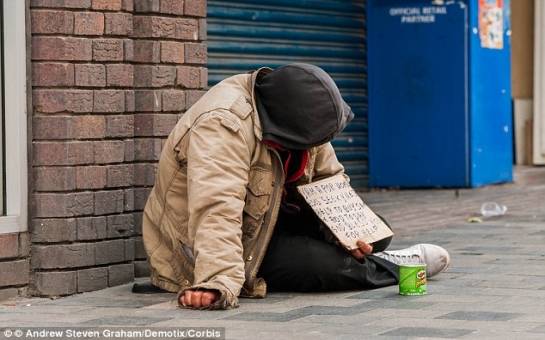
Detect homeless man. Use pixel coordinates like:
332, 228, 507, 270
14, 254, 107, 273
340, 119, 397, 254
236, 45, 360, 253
142, 63, 450, 310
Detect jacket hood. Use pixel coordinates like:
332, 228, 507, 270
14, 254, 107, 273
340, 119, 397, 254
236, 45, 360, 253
254, 63, 354, 150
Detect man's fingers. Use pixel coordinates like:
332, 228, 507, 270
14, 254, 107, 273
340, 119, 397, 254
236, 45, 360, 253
183, 290, 193, 306
201, 291, 220, 306
201, 292, 214, 307
180, 289, 221, 308
350, 248, 365, 259
356, 240, 373, 255
350, 240, 373, 259
191, 290, 203, 308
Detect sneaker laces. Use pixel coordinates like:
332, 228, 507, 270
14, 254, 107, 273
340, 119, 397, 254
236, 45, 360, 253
376, 252, 423, 265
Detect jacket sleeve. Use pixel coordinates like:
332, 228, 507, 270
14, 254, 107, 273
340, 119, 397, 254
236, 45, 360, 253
312, 142, 346, 181
184, 111, 251, 309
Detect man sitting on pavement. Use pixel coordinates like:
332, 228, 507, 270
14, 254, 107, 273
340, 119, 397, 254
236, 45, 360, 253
142, 63, 451, 309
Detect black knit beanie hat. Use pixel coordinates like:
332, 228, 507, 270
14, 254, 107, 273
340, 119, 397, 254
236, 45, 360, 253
255, 63, 355, 150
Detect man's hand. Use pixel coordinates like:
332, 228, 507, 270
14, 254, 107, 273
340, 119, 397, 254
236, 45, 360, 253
349, 240, 373, 260
180, 289, 221, 308
335, 240, 373, 259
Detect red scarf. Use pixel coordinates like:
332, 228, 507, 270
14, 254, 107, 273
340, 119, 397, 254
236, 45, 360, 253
265, 140, 309, 212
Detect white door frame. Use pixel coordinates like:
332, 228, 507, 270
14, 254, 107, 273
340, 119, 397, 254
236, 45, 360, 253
534, 0, 545, 164
0, 0, 28, 233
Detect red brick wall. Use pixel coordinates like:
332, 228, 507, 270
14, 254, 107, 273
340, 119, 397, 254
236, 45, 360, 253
24, 0, 207, 298
0, 234, 30, 301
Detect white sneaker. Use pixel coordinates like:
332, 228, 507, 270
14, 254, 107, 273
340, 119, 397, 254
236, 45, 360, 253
373, 244, 450, 278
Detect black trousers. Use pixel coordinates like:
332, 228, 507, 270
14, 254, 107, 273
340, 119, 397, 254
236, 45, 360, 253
258, 206, 399, 292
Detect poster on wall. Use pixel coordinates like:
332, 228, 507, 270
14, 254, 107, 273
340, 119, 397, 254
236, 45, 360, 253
479, 0, 503, 49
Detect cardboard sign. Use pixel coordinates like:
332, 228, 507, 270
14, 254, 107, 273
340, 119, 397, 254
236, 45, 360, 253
297, 175, 393, 250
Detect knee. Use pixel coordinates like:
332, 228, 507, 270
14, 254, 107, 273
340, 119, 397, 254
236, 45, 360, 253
372, 235, 393, 253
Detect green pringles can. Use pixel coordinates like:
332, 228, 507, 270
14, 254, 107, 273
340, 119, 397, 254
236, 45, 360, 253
399, 264, 427, 295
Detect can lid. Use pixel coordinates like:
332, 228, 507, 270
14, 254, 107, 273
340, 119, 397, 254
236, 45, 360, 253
399, 263, 426, 267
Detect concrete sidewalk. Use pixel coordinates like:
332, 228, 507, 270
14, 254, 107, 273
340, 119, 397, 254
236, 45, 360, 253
1, 167, 545, 340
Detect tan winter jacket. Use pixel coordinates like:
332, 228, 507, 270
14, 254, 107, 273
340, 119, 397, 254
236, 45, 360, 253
142, 68, 345, 309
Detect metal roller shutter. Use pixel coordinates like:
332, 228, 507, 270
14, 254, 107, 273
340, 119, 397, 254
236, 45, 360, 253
207, 0, 368, 189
